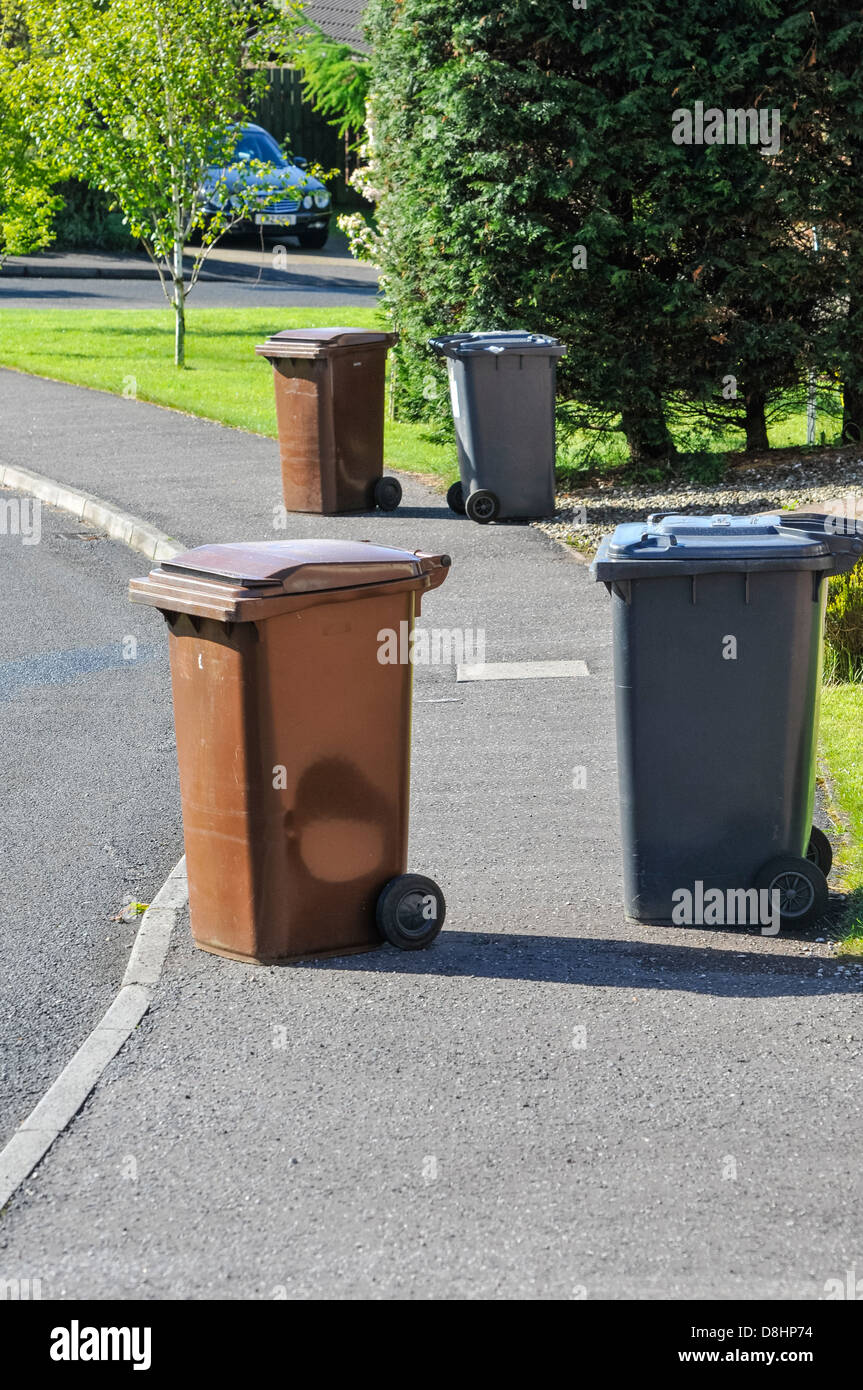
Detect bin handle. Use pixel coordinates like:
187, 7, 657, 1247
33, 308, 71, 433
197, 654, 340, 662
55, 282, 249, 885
412, 550, 452, 594
774, 511, 863, 574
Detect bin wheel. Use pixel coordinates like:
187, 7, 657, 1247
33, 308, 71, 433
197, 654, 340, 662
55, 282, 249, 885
752, 855, 829, 932
374, 476, 402, 511
465, 489, 499, 525
446, 480, 466, 515
376, 874, 446, 950
806, 825, 833, 876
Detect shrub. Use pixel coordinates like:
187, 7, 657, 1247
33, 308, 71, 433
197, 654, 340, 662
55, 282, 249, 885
825, 563, 863, 683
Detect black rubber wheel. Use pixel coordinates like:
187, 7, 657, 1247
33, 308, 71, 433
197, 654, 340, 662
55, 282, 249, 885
447, 480, 466, 515
752, 855, 829, 932
374, 476, 402, 511
806, 825, 833, 876
376, 874, 446, 950
465, 488, 500, 525
297, 228, 328, 249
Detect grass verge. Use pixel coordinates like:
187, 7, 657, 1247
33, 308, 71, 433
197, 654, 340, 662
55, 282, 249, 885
0, 305, 457, 484
819, 683, 863, 954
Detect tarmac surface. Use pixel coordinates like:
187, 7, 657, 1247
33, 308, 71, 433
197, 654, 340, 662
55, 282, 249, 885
0, 369, 861, 1299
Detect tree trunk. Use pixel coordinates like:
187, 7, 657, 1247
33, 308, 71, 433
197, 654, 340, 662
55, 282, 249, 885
842, 384, 863, 443
173, 238, 185, 368
743, 390, 769, 451
621, 406, 676, 463
842, 292, 863, 441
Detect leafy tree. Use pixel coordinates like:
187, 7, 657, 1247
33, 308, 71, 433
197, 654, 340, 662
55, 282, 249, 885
656, 3, 836, 452
802, 6, 863, 442
363, 0, 857, 463
24, 0, 306, 365
361, 0, 710, 459
275, 3, 369, 139
0, 0, 61, 264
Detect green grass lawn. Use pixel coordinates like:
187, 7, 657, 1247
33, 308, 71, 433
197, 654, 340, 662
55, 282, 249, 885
0, 305, 843, 486
0, 305, 457, 484
819, 684, 863, 953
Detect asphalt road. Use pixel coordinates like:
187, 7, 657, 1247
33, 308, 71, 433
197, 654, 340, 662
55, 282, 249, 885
0, 276, 378, 312
0, 494, 181, 1148
0, 236, 380, 311
0, 374, 861, 1299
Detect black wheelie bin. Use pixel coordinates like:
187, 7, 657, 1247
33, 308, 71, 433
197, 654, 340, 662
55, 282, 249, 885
591, 511, 862, 932
428, 331, 566, 523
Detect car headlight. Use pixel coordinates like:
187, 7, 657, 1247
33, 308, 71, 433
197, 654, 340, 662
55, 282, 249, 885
313, 190, 330, 209
302, 194, 313, 209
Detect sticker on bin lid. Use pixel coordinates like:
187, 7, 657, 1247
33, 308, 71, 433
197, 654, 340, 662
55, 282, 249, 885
160, 539, 440, 592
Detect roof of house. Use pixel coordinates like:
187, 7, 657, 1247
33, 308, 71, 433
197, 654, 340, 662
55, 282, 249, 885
304, 1, 368, 53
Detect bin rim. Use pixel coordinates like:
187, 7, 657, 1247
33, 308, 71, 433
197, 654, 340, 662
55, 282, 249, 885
130, 539, 451, 621
428, 330, 566, 358
590, 511, 862, 581
255, 327, 398, 359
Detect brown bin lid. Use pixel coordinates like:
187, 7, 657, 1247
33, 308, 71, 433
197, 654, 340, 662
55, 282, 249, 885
163, 538, 427, 588
255, 327, 397, 359
130, 539, 451, 621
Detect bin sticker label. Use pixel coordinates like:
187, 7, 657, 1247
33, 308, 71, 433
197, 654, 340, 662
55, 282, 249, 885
447, 362, 461, 419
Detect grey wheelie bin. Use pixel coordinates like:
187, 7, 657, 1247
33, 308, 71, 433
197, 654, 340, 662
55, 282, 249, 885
591, 512, 862, 932
428, 331, 567, 523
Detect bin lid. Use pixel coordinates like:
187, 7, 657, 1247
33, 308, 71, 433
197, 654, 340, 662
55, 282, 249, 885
130, 539, 451, 621
428, 330, 567, 358
255, 327, 397, 359
591, 513, 839, 581
162, 539, 436, 589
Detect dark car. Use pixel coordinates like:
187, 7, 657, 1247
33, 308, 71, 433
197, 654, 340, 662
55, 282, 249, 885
202, 123, 331, 249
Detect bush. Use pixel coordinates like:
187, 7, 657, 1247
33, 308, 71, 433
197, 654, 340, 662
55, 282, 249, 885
50, 179, 138, 252
825, 564, 863, 683
363, 1, 851, 464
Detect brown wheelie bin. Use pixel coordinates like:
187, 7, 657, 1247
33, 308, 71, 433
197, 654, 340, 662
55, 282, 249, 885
130, 539, 451, 963
255, 327, 401, 514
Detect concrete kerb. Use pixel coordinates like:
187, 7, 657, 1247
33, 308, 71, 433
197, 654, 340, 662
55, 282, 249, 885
0, 859, 187, 1212
0, 462, 181, 563
0, 465, 188, 1212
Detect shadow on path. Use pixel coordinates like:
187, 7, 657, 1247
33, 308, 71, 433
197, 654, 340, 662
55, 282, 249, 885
296, 930, 860, 997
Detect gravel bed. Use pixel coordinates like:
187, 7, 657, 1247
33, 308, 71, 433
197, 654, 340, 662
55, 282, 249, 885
534, 452, 863, 555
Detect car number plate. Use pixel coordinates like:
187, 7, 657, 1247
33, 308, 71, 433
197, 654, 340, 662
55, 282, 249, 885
255, 214, 296, 225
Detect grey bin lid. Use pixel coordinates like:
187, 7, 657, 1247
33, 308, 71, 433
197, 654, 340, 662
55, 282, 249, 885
428, 330, 567, 358
591, 513, 842, 581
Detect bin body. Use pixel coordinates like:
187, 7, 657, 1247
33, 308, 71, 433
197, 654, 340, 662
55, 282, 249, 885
131, 539, 449, 962
590, 513, 857, 922
429, 331, 566, 519
255, 328, 397, 514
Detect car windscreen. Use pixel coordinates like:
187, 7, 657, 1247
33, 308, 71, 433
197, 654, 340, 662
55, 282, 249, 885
230, 130, 287, 167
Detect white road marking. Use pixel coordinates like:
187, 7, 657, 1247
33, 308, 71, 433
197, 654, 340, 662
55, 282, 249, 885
457, 660, 589, 681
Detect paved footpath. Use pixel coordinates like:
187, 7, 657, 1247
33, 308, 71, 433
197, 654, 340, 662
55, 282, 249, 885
0, 368, 861, 1299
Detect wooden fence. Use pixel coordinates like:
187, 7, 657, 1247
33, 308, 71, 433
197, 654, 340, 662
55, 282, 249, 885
245, 66, 366, 207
